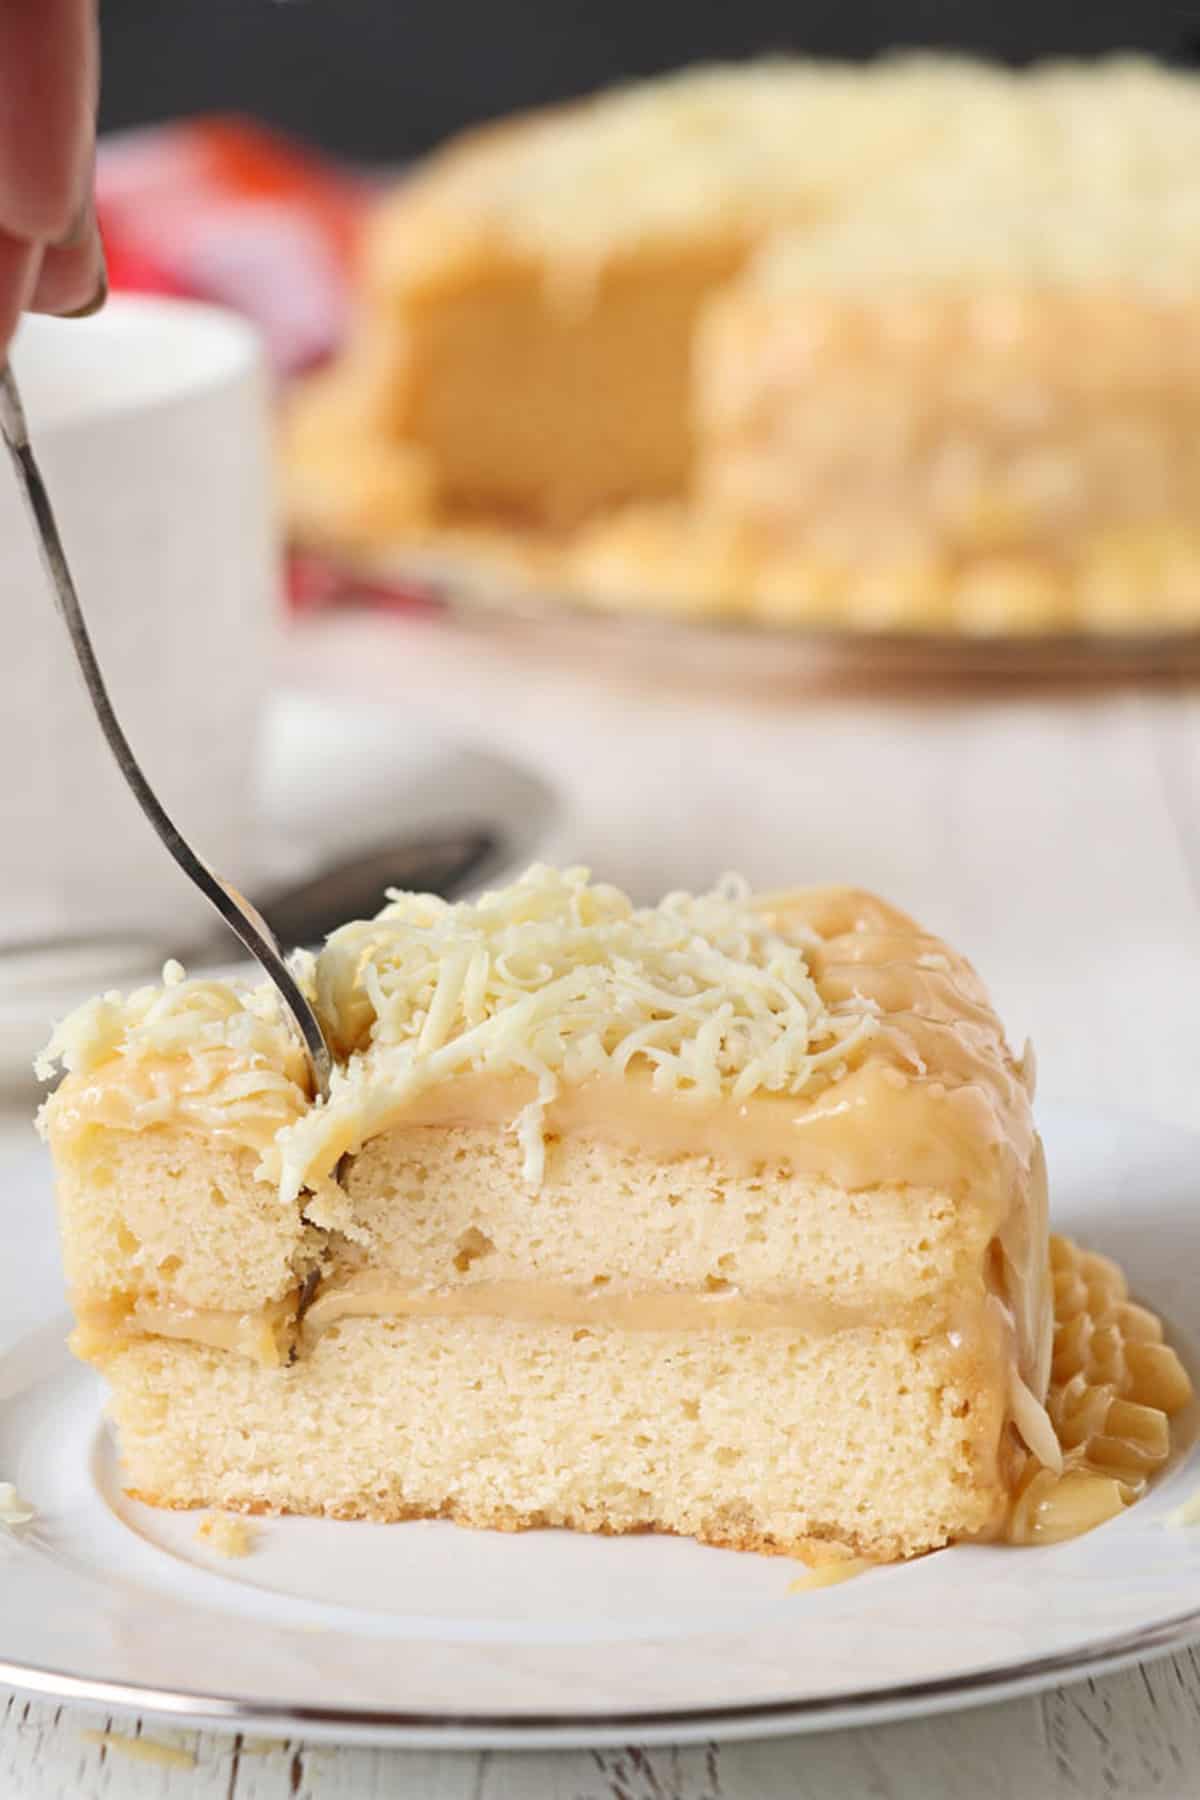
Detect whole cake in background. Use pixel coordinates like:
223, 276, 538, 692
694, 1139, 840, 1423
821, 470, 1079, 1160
285, 57, 1200, 636
37, 867, 1191, 1560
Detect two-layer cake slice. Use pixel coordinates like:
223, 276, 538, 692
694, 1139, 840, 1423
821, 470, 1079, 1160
40, 867, 1055, 1561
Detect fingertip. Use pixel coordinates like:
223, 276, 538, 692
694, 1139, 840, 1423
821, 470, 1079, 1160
28, 221, 105, 318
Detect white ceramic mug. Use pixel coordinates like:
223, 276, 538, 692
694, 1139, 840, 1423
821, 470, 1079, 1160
0, 295, 276, 948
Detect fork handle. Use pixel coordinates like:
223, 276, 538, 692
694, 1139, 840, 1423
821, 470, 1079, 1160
0, 363, 28, 447
0, 363, 333, 1099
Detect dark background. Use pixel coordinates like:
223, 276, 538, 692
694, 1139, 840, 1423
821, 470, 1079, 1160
100, 0, 1200, 162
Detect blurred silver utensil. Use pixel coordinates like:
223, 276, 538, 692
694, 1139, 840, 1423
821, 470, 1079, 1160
0, 826, 503, 972
250, 826, 500, 951
0, 364, 333, 1100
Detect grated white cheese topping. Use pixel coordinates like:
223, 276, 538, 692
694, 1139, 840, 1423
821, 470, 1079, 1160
35, 866, 877, 1200
281, 864, 876, 1197
35, 967, 305, 1084
36, 966, 313, 1161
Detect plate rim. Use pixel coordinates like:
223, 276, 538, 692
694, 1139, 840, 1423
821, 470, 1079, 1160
3, 1606, 1200, 1748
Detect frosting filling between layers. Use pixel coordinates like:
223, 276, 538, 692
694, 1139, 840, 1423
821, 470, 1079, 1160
72, 1291, 301, 1369
72, 1275, 1008, 1358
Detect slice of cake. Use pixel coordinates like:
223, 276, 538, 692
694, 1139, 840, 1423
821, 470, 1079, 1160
284, 56, 1200, 635
34, 866, 1187, 1561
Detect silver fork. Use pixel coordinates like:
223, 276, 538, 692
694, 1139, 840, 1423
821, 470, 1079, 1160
0, 363, 333, 1100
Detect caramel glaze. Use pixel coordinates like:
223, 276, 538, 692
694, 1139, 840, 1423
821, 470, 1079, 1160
44, 1051, 306, 1159
764, 887, 1048, 1405
75, 1276, 998, 1357
47, 885, 1053, 1473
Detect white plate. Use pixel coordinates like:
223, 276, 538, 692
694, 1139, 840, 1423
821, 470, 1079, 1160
2, 1103, 1200, 1750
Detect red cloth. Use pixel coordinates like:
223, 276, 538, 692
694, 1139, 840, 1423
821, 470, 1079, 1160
98, 117, 370, 376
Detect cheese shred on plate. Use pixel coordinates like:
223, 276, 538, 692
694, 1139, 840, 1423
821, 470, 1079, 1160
0, 1482, 35, 1527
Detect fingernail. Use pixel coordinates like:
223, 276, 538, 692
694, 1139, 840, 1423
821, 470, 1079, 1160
62, 251, 107, 319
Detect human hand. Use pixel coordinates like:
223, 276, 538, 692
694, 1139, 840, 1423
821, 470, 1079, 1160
0, 0, 103, 360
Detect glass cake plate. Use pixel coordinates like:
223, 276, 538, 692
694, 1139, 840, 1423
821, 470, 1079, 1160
299, 546, 1200, 691
2, 1103, 1200, 1749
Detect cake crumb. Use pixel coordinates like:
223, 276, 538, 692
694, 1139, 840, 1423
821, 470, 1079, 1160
0, 1482, 35, 1528
788, 1556, 872, 1591
196, 1511, 255, 1557
82, 1729, 196, 1770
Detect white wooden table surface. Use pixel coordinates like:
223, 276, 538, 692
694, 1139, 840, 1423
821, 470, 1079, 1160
6, 613, 1200, 1799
